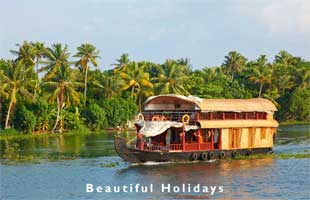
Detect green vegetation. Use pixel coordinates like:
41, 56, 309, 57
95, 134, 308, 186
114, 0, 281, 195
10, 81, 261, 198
0, 41, 309, 135
232, 153, 310, 160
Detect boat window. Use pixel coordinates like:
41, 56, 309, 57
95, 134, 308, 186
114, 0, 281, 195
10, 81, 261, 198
200, 112, 267, 120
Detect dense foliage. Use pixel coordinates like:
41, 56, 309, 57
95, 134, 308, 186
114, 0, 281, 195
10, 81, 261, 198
0, 42, 309, 133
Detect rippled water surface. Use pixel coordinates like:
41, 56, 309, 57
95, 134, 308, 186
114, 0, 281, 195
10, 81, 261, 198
0, 125, 309, 200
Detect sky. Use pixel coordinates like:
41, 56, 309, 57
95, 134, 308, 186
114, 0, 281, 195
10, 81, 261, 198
0, 0, 309, 69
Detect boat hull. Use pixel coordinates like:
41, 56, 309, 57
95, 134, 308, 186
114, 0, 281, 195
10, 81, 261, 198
114, 136, 272, 163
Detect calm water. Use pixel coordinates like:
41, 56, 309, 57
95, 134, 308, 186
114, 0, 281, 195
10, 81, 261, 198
0, 125, 309, 200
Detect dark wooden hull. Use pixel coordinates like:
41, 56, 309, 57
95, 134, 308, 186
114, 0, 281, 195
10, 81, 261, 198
114, 136, 273, 163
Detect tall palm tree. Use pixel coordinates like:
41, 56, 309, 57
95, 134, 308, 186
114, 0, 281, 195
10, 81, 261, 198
42, 44, 81, 132
41, 44, 70, 79
119, 62, 153, 110
152, 60, 189, 95
294, 66, 310, 89
0, 60, 34, 129
74, 44, 100, 102
271, 63, 294, 96
10, 41, 35, 67
42, 65, 82, 133
248, 55, 273, 97
0, 67, 9, 130
112, 53, 130, 73
222, 51, 247, 81
31, 42, 46, 99
275, 50, 296, 67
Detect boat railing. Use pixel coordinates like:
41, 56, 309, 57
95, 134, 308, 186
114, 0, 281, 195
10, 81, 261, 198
130, 142, 183, 151
130, 142, 212, 152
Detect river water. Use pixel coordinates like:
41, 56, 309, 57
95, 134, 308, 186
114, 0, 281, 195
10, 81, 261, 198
0, 125, 309, 200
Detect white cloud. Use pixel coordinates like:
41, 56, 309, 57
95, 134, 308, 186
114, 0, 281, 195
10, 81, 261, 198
261, 0, 310, 38
230, 0, 310, 39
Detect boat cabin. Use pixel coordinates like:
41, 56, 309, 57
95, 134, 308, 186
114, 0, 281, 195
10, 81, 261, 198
132, 94, 278, 157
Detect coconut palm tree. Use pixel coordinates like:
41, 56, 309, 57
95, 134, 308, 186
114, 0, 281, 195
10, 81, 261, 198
294, 65, 310, 89
74, 43, 100, 102
10, 41, 35, 67
0, 67, 9, 130
41, 44, 82, 132
275, 50, 297, 67
31, 42, 46, 99
119, 62, 153, 110
152, 60, 189, 95
0, 60, 35, 129
248, 55, 273, 97
222, 51, 247, 81
42, 64, 82, 133
112, 53, 130, 73
41, 44, 71, 79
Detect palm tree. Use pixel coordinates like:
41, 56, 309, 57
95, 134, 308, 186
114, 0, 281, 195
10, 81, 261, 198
0, 67, 9, 130
248, 55, 273, 97
10, 41, 35, 67
275, 50, 296, 67
42, 44, 81, 132
271, 63, 294, 96
112, 53, 130, 73
152, 60, 189, 95
222, 51, 247, 81
41, 44, 70, 79
42, 65, 82, 133
119, 62, 153, 110
0, 60, 34, 129
31, 42, 46, 99
294, 66, 310, 89
74, 44, 100, 102
201, 67, 218, 82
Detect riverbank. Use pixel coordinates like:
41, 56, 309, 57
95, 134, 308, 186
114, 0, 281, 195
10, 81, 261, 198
0, 121, 308, 140
0, 128, 129, 141
279, 120, 310, 125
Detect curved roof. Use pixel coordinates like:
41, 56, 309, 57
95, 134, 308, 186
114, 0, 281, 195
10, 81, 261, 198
144, 94, 277, 112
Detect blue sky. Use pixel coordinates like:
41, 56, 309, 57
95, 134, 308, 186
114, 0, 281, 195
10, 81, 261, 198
0, 0, 309, 69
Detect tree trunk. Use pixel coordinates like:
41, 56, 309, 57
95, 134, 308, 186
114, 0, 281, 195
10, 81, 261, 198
259, 83, 264, 97
131, 86, 134, 98
5, 99, 13, 129
84, 66, 88, 103
139, 95, 142, 112
0, 98, 2, 130
52, 96, 60, 133
231, 72, 234, 82
34, 57, 40, 100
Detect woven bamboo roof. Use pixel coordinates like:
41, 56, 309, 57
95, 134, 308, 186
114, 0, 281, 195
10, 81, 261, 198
144, 94, 277, 112
197, 98, 277, 112
198, 120, 279, 128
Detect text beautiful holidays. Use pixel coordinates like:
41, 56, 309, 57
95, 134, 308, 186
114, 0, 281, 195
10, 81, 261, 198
86, 183, 224, 195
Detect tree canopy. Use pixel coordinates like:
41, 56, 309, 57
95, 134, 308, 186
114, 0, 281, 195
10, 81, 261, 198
0, 41, 309, 133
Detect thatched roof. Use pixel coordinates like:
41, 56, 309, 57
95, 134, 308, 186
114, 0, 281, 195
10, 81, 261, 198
197, 98, 277, 112
198, 120, 279, 128
144, 94, 277, 112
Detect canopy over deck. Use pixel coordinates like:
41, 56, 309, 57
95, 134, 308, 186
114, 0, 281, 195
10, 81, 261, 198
135, 121, 198, 137
144, 94, 277, 112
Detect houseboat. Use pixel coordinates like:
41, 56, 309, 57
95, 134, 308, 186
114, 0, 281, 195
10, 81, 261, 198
114, 94, 278, 163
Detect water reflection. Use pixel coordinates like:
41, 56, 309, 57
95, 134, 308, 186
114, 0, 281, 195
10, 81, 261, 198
0, 125, 309, 200
114, 158, 282, 199
0, 125, 309, 163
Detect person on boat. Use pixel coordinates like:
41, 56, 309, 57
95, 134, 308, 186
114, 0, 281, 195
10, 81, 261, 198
137, 133, 144, 150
